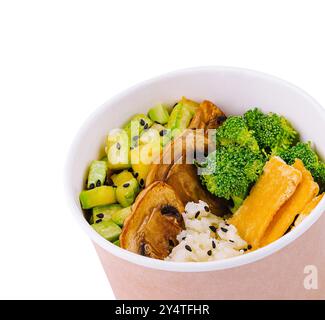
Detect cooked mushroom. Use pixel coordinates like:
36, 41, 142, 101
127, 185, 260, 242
166, 163, 229, 216
145, 130, 214, 187
120, 182, 184, 259
144, 130, 229, 215
189, 100, 226, 131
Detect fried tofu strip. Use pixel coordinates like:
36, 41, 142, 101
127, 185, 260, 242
229, 156, 302, 248
294, 193, 324, 227
260, 159, 319, 247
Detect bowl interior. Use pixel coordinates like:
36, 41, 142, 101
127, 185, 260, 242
66, 67, 325, 271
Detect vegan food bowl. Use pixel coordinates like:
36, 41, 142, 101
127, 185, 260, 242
66, 67, 325, 299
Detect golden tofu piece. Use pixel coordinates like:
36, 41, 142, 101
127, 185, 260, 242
229, 156, 302, 248
294, 193, 324, 227
261, 159, 319, 247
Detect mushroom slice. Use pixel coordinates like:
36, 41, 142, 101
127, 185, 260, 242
141, 207, 183, 259
120, 182, 184, 259
145, 130, 214, 187
189, 100, 226, 131
166, 163, 230, 216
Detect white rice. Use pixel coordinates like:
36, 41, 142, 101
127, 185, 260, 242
166, 200, 248, 262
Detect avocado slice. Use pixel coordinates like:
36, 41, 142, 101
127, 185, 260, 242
112, 206, 132, 226
87, 160, 107, 189
106, 128, 131, 170
116, 177, 139, 207
111, 170, 134, 187
92, 203, 122, 223
123, 114, 153, 148
79, 186, 116, 209
148, 103, 170, 124
131, 142, 160, 186
92, 220, 121, 242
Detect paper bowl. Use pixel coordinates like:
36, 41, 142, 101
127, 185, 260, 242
66, 67, 325, 299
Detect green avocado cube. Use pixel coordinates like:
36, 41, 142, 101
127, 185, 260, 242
112, 206, 132, 226
116, 178, 139, 207
92, 203, 122, 222
148, 103, 170, 124
123, 114, 153, 148
92, 220, 121, 242
106, 129, 131, 170
111, 170, 134, 187
79, 186, 116, 209
87, 160, 107, 189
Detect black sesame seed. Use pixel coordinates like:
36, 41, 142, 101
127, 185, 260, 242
229, 240, 234, 243
182, 237, 186, 241
207, 250, 212, 256
209, 226, 217, 232
144, 123, 149, 130
116, 142, 121, 150
96, 180, 101, 187
159, 129, 167, 136
140, 119, 145, 126
185, 245, 192, 252
243, 248, 248, 252
212, 240, 216, 248
140, 178, 144, 187
89, 183, 95, 189
96, 213, 104, 219
221, 227, 228, 233
195, 211, 200, 219
134, 172, 139, 178
123, 183, 130, 188
225, 223, 230, 226
247, 245, 252, 250
95, 219, 102, 224
128, 167, 133, 172
204, 206, 210, 212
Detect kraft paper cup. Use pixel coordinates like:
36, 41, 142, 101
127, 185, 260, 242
66, 67, 325, 299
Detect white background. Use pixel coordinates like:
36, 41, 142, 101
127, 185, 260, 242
0, 0, 324, 299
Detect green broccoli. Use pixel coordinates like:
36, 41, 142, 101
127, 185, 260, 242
244, 108, 298, 155
200, 144, 266, 212
279, 142, 325, 192
215, 116, 259, 152
315, 163, 325, 192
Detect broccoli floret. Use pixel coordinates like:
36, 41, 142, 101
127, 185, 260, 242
315, 163, 325, 192
244, 108, 264, 128
244, 108, 298, 155
279, 142, 325, 192
215, 116, 259, 152
200, 144, 266, 212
